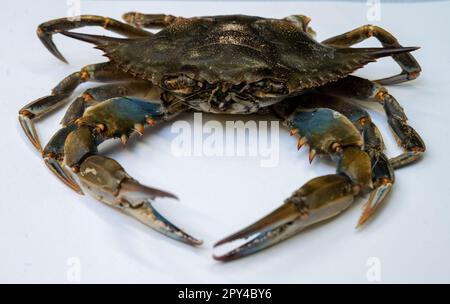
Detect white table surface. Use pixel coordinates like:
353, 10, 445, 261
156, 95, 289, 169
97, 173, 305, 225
1, 0, 449, 283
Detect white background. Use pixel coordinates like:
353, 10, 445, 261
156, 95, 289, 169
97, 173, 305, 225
1, 0, 449, 283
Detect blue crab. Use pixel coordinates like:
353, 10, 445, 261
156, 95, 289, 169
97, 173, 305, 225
19, 13, 425, 261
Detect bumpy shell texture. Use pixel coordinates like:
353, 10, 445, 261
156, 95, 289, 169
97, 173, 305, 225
97, 15, 378, 92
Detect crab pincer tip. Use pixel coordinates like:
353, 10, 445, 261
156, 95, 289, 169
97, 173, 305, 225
213, 203, 301, 261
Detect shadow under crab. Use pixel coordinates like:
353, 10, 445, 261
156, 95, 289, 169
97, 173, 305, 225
19, 13, 425, 261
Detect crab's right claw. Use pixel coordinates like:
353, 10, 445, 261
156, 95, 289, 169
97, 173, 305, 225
77, 155, 202, 246
214, 174, 356, 261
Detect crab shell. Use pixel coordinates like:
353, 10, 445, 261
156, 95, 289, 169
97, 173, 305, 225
86, 15, 381, 95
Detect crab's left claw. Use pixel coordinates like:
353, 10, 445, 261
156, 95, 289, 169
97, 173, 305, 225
214, 107, 375, 261
78, 155, 202, 246
214, 174, 357, 261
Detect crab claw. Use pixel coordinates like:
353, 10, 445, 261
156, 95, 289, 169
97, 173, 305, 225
78, 155, 202, 246
283, 107, 364, 166
214, 174, 355, 261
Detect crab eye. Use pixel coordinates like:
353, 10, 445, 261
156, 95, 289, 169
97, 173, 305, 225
284, 15, 316, 38
284, 15, 310, 31
251, 80, 288, 98
163, 75, 198, 93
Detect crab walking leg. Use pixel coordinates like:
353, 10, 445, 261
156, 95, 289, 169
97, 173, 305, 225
43, 82, 154, 193
389, 152, 423, 170
319, 75, 426, 166
349, 109, 395, 227
122, 12, 180, 29
60, 97, 200, 245
19, 62, 134, 152
214, 106, 372, 261
322, 25, 421, 85
292, 93, 395, 227
38, 15, 151, 63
